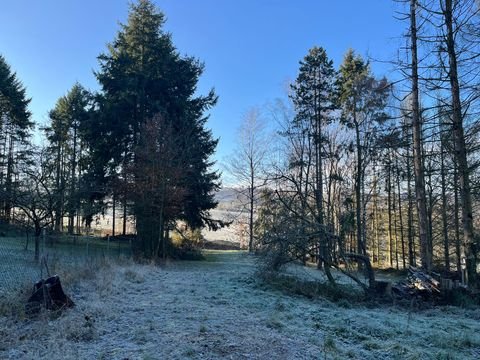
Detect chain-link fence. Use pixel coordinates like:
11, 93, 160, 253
0, 233, 132, 293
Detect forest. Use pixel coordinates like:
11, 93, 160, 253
0, 0, 222, 261
240, 0, 480, 291
1, 0, 480, 358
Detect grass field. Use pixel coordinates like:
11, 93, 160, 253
1, 251, 480, 359
0, 235, 131, 294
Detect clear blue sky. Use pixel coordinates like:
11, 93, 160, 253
0, 0, 405, 171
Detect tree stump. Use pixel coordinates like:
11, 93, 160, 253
26, 275, 74, 314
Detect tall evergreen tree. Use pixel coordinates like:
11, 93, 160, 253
290, 46, 337, 267
94, 0, 220, 257
0, 55, 33, 222
338, 50, 389, 256
45, 83, 91, 233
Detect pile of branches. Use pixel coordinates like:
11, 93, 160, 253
392, 267, 442, 299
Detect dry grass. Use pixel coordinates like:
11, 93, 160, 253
1, 251, 479, 359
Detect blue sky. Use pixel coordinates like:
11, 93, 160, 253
0, 0, 405, 170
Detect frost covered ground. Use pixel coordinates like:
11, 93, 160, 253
1, 251, 480, 359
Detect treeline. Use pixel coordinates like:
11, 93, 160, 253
246, 0, 480, 287
0, 0, 221, 259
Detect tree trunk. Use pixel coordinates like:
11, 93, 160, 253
248, 158, 254, 252
410, 0, 431, 271
444, 0, 476, 286
315, 116, 325, 267
396, 158, 406, 269
454, 161, 462, 275
34, 224, 41, 262
123, 147, 128, 236
427, 161, 434, 262
387, 158, 393, 267
392, 164, 399, 270
373, 171, 379, 264
407, 143, 415, 266
112, 191, 116, 237
4, 136, 14, 222
440, 136, 450, 271
54, 141, 62, 231
355, 122, 364, 255
68, 122, 77, 235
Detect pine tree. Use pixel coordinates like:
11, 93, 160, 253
338, 49, 389, 256
290, 46, 337, 267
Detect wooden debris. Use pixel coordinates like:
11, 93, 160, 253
392, 267, 441, 299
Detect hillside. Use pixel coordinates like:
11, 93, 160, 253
202, 187, 251, 248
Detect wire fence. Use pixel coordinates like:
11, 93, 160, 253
0, 232, 132, 294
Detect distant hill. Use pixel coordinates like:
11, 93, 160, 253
202, 187, 251, 248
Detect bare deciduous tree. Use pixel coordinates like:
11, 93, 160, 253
225, 108, 270, 252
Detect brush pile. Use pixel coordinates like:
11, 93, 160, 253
392, 267, 442, 299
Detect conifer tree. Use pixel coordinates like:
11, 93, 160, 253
338, 50, 389, 256
0, 55, 33, 222
45, 83, 91, 233
94, 0, 220, 257
290, 46, 337, 267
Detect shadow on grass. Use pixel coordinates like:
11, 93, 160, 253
257, 270, 367, 307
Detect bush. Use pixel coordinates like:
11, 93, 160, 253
170, 229, 205, 261
448, 288, 480, 308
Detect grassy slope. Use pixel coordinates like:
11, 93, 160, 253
1, 251, 480, 359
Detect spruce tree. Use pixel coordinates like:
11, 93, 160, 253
94, 0, 220, 257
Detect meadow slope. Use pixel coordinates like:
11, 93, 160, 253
1, 252, 480, 359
